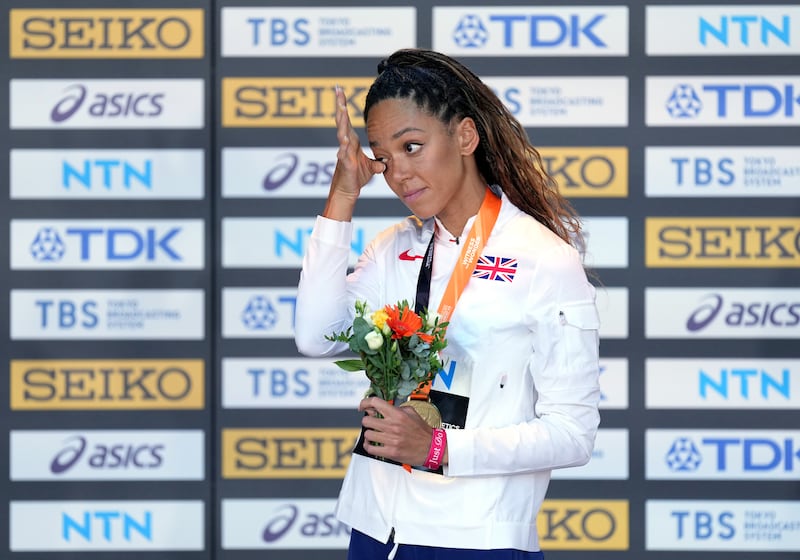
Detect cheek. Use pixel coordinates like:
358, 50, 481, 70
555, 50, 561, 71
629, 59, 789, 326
382, 171, 404, 196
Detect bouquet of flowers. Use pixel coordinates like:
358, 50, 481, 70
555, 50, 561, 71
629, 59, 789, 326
326, 300, 448, 402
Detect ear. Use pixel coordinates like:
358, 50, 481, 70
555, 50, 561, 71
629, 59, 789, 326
456, 117, 480, 156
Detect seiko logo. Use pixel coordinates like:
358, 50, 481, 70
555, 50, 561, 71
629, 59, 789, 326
538, 500, 628, 549
10, 9, 204, 58
223, 429, 357, 477
10, 360, 205, 409
222, 78, 372, 127
647, 218, 800, 267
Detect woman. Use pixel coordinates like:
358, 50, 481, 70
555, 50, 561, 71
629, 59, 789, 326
295, 49, 601, 560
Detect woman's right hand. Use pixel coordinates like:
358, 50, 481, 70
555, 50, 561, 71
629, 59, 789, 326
323, 85, 386, 221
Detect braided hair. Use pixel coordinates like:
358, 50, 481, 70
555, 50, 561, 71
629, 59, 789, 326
364, 48, 583, 248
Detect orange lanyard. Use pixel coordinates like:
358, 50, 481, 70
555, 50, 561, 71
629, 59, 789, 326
436, 187, 502, 324
411, 186, 502, 399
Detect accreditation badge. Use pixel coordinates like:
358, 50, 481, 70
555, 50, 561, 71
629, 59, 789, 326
429, 348, 471, 431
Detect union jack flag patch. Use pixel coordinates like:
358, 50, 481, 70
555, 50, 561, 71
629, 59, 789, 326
472, 255, 517, 282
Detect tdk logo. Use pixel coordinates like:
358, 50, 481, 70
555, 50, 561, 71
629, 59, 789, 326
666, 82, 800, 118
666, 82, 800, 119
240, 295, 296, 331
13, 220, 204, 270
452, 12, 606, 49
29, 227, 181, 262
666, 85, 703, 118
665, 437, 703, 471
30, 228, 66, 261
666, 435, 800, 472
453, 15, 488, 47
649, 430, 800, 479
242, 296, 279, 330
649, 77, 800, 125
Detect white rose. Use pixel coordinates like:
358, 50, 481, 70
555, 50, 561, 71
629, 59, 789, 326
426, 312, 443, 328
364, 330, 384, 350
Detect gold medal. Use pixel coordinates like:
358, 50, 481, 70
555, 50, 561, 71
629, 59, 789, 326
400, 399, 442, 428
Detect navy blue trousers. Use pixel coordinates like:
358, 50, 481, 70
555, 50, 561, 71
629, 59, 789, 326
348, 529, 545, 560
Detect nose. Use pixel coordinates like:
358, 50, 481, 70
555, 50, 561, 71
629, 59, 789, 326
385, 156, 411, 185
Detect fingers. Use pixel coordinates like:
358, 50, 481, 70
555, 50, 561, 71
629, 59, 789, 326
370, 158, 387, 175
335, 85, 355, 149
358, 396, 391, 416
357, 397, 434, 465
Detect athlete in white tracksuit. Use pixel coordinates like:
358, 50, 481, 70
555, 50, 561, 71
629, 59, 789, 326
295, 188, 601, 552
295, 47, 601, 558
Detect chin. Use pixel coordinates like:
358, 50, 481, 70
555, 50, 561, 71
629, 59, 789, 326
404, 204, 435, 221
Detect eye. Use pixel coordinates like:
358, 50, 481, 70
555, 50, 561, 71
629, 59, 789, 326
405, 143, 422, 154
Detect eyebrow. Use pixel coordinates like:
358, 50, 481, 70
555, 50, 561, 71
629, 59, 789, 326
369, 127, 425, 147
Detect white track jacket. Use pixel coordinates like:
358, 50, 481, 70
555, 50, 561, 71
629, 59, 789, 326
295, 191, 601, 552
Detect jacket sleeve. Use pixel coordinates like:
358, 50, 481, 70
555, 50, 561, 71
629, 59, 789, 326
294, 216, 382, 357
445, 243, 601, 476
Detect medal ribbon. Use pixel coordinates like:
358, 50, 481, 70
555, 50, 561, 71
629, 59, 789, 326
411, 186, 502, 400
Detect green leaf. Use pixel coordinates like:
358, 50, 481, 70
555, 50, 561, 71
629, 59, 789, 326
332, 359, 366, 372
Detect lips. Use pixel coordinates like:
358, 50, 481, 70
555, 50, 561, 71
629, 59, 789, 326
402, 187, 426, 203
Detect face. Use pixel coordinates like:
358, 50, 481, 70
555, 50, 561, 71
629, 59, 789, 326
366, 97, 484, 232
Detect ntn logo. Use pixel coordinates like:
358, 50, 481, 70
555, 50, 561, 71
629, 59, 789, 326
700, 15, 790, 46
64, 511, 151, 541
700, 367, 790, 399
64, 159, 152, 189
275, 228, 364, 258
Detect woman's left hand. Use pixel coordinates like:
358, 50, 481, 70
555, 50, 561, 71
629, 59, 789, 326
359, 397, 439, 466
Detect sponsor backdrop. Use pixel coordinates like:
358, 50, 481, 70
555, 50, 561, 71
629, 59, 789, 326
2, 1, 798, 559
